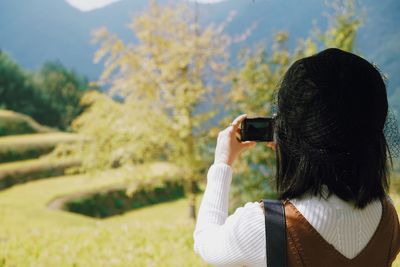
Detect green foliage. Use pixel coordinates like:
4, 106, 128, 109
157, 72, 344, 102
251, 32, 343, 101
0, 109, 57, 136
56, 1, 230, 218
0, 52, 92, 130
0, 120, 32, 136
34, 61, 93, 130
315, 0, 362, 52
47, 162, 194, 218
0, 132, 83, 163
0, 157, 79, 189
65, 181, 188, 218
90, 1, 228, 174
59, 90, 171, 171
0, 147, 53, 163
0, 52, 43, 119
227, 36, 293, 209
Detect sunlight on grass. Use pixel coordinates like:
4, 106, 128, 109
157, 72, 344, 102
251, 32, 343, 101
0, 174, 208, 266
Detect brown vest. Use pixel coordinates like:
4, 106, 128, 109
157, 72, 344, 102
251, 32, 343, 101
284, 197, 400, 267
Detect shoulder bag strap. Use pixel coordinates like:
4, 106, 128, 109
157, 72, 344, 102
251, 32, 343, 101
262, 199, 287, 267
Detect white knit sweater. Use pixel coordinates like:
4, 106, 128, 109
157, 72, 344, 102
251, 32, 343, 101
193, 163, 384, 267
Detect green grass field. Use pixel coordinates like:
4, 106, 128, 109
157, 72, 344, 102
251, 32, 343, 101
0, 172, 208, 267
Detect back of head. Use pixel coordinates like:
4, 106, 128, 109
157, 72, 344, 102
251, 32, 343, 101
275, 48, 389, 208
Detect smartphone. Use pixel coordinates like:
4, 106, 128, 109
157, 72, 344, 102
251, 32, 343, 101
240, 117, 275, 142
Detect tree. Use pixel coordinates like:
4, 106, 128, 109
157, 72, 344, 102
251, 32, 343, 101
227, 0, 362, 210
0, 52, 43, 119
35, 61, 93, 130
63, 1, 230, 220
316, 0, 362, 52
0, 52, 92, 130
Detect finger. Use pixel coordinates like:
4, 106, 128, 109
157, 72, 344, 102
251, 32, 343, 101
231, 114, 247, 129
235, 131, 241, 140
241, 141, 256, 148
235, 127, 242, 139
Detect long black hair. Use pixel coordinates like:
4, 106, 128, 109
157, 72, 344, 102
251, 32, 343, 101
275, 48, 390, 208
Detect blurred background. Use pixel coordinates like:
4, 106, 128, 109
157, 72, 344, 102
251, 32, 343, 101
0, 0, 399, 266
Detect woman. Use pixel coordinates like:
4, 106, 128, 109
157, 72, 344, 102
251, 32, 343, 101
193, 48, 400, 266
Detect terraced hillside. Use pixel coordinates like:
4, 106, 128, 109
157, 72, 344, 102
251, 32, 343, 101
0, 110, 83, 185
0, 171, 206, 266
0, 110, 207, 266
0, 109, 57, 136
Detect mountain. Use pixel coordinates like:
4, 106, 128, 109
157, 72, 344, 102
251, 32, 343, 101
0, 0, 399, 101
0, 0, 150, 79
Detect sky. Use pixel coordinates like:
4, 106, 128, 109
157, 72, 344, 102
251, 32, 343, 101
65, 0, 226, 12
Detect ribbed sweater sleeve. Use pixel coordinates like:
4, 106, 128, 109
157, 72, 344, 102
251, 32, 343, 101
193, 163, 266, 267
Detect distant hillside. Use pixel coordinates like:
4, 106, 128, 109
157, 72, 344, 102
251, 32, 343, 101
0, 0, 399, 99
